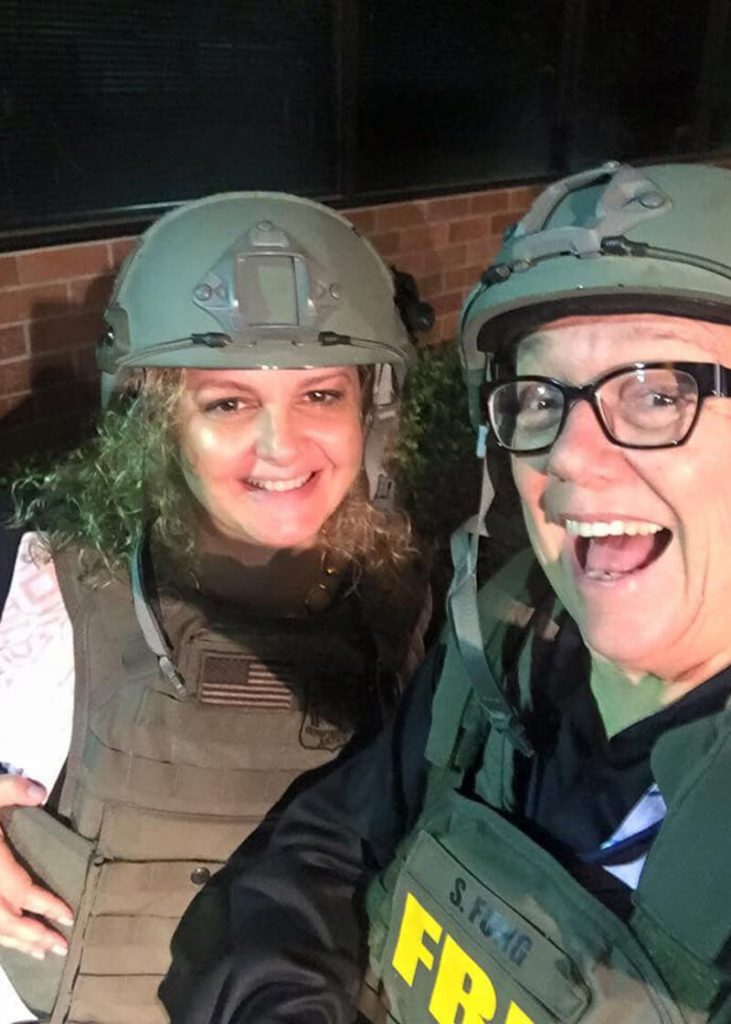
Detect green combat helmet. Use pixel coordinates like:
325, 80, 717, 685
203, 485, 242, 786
98, 192, 422, 698
460, 160, 731, 423
449, 160, 731, 757
98, 191, 418, 506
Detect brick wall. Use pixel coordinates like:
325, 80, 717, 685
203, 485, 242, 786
0, 182, 541, 467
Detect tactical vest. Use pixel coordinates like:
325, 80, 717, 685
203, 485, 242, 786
366, 551, 731, 1024
1, 547, 421, 1024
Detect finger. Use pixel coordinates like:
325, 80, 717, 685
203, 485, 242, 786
24, 884, 74, 928
0, 934, 48, 960
0, 905, 68, 958
0, 776, 46, 809
0, 839, 35, 911
0, 840, 73, 926
0, 937, 67, 959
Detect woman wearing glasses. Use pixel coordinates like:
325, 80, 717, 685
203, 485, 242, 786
168, 162, 731, 1024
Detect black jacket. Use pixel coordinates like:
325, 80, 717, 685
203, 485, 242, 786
0, 494, 22, 622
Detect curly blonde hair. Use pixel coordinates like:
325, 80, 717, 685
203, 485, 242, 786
12, 367, 417, 582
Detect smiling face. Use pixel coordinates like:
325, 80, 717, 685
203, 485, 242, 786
176, 366, 364, 550
510, 313, 731, 683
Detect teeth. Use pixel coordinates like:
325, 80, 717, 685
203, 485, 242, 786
586, 569, 622, 582
565, 519, 664, 538
247, 474, 311, 493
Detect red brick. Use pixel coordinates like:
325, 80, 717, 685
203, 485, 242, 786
426, 196, 471, 222
0, 326, 27, 361
443, 267, 474, 291
0, 359, 32, 396
369, 231, 401, 260
431, 291, 464, 316
18, 243, 110, 285
109, 237, 139, 269
465, 237, 503, 267
393, 250, 425, 278
470, 190, 510, 215
0, 256, 19, 290
68, 274, 116, 309
491, 211, 519, 238
375, 202, 428, 231
419, 272, 443, 298
463, 263, 487, 287
464, 240, 493, 266
449, 217, 491, 244
484, 236, 503, 261
29, 312, 105, 355
509, 184, 544, 211
434, 311, 460, 341
423, 244, 467, 273
343, 207, 377, 234
398, 223, 450, 254
0, 283, 68, 326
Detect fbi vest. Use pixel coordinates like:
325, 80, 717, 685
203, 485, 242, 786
0, 546, 424, 1024
366, 550, 731, 1024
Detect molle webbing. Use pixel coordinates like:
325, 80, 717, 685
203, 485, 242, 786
426, 548, 554, 809
631, 707, 731, 1013
5, 550, 386, 1024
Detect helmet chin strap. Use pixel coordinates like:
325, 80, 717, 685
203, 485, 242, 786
100, 371, 118, 409
365, 364, 399, 511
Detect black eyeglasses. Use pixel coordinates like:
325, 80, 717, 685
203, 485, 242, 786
483, 361, 731, 454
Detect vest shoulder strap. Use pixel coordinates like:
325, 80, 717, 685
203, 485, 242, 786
425, 548, 551, 777
53, 547, 140, 819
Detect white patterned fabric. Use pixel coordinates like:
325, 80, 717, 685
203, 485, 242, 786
599, 783, 667, 890
0, 533, 75, 1023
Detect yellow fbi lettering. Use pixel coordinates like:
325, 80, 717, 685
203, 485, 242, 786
391, 892, 534, 1024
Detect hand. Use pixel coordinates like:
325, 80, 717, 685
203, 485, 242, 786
0, 776, 74, 960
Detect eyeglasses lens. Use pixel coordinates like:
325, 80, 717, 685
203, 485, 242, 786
597, 367, 699, 447
489, 367, 700, 452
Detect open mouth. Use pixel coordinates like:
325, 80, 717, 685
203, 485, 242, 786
243, 471, 316, 494
566, 519, 673, 582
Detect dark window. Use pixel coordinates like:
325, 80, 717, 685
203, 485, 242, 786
356, 0, 563, 194
1, 0, 731, 244
0, 0, 336, 232
568, 0, 712, 165
705, 1, 731, 149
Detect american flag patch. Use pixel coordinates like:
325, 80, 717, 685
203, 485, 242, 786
198, 653, 298, 709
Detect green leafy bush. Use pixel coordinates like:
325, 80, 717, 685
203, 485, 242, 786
394, 342, 528, 602
394, 342, 480, 542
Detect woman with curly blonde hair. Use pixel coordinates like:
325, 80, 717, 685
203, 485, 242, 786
0, 193, 430, 1024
